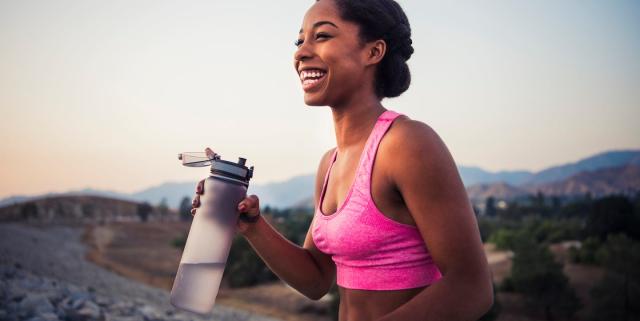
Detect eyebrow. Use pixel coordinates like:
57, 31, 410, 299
299, 21, 339, 34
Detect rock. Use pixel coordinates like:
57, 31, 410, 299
6, 283, 27, 301
94, 295, 112, 307
18, 294, 55, 317
66, 302, 101, 321
70, 291, 92, 306
27, 312, 60, 321
104, 315, 143, 321
137, 304, 164, 321
75, 307, 101, 321
2, 265, 18, 279
109, 301, 136, 314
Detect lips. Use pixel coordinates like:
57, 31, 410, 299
299, 69, 327, 92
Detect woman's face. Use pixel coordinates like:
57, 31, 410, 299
294, 0, 372, 106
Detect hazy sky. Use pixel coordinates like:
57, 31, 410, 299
1, 0, 639, 198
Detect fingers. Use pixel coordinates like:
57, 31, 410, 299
196, 179, 205, 195
238, 195, 260, 215
205, 147, 216, 159
192, 194, 200, 208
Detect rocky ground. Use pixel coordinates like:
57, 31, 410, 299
0, 223, 280, 321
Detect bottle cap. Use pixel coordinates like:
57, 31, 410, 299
178, 152, 254, 184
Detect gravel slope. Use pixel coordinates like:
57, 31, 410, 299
0, 223, 280, 321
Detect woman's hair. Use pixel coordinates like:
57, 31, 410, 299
332, 0, 414, 98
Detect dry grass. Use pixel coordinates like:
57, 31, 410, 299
84, 221, 330, 321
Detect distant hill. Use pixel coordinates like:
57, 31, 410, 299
129, 174, 316, 209
457, 166, 532, 186
467, 163, 640, 203
466, 182, 530, 202
528, 164, 640, 197
249, 174, 315, 209
0, 188, 135, 209
521, 150, 640, 186
0, 195, 173, 223
291, 195, 315, 210
131, 182, 194, 209
2, 149, 639, 209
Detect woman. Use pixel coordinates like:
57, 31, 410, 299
192, 0, 493, 320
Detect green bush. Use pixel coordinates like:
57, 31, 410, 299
589, 234, 640, 320
488, 229, 522, 251
510, 239, 581, 320
224, 236, 277, 287
171, 235, 187, 249
569, 237, 601, 264
499, 276, 515, 292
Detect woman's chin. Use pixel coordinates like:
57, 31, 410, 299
303, 93, 328, 106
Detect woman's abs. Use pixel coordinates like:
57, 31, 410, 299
338, 285, 427, 321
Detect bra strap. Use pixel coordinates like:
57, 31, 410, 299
356, 110, 403, 191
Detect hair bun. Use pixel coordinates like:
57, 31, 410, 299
387, 24, 413, 60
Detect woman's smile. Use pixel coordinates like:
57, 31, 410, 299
299, 68, 328, 92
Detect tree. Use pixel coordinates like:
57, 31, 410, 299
485, 197, 496, 217
20, 202, 38, 220
585, 196, 635, 241
137, 202, 152, 222
488, 228, 522, 251
568, 237, 601, 265
590, 234, 640, 321
223, 236, 276, 287
178, 196, 192, 222
530, 191, 548, 216
510, 239, 581, 320
157, 197, 169, 220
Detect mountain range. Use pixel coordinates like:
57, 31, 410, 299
2, 149, 639, 209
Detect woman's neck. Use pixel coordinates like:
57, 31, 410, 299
330, 96, 386, 153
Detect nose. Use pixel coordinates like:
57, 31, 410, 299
294, 42, 313, 65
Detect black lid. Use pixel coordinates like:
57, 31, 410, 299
210, 156, 254, 183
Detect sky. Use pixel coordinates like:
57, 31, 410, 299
1, 0, 639, 198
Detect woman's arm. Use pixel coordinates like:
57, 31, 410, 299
239, 148, 337, 300
377, 120, 493, 321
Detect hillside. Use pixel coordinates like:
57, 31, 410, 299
528, 163, 640, 197
522, 150, 640, 185
465, 182, 530, 202
0, 195, 174, 223
2, 149, 639, 209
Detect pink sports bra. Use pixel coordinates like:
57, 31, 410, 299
312, 110, 442, 290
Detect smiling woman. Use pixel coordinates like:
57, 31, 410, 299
192, 0, 493, 320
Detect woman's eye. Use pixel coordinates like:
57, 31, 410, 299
316, 33, 331, 40
294, 39, 304, 47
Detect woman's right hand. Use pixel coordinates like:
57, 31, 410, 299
190, 148, 261, 235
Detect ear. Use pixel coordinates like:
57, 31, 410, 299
364, 39, 386, 66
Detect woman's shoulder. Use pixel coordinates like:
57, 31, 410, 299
383, 114, 455, 179
386, 114, 443, 152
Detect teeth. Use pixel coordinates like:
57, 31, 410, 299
299, 69, 326, 81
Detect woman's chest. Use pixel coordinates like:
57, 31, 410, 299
320, 146, 415, 227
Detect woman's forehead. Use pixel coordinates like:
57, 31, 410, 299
300, 0, 342, 31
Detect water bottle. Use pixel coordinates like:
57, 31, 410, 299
170, 152, 254, 314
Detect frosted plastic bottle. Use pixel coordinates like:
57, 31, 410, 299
170, 152, 254, 314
